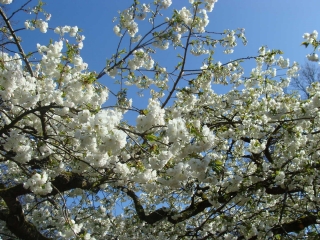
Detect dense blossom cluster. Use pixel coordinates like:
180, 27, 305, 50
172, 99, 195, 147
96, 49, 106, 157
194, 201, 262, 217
23, 172, 52, 195
128, 49, 154, 71
0, 0, 320, 239
25, 19, 48, 33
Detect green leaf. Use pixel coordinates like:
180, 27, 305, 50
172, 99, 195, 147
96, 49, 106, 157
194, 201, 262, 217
145, 134, 157, 141
312, 40, 319, 51
139, 109, 149, 115
301, 41, 309, 48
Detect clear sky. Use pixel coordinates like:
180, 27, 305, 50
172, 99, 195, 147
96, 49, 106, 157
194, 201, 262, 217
18, 0, 317, 70
4, 0, 320, 104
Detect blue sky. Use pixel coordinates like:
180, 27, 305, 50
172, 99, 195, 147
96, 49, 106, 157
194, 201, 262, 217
5, 0, 320, 106
27, 0, 319, 70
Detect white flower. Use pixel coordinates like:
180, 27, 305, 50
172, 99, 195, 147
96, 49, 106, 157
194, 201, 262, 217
78, 109, 91, 123
45, 13, 51, 21
24, 21, 30, 29
136, 99, 165, 132
106, 67, 117, 78
136, 13, 146, 20
224, 49, 234, 54
303, 33, 310, 39
275, 171, 285, 184
113, 25, 122, 36
69, 26, 78, 37
159, 0, 172, 9
277, 56, 289, 68
78, 41, 84, 49
248, 139, 266, 154
134, 169, 157, 183
303, 30, 318, 44
62, 25, 71, 33
54, 26, 61, 34
167, 118, 189, 143
310, 30, 318, 39
204, 0, 218, 12
127, 21, 138, 37
142, 4, 150, 12
23, 172, 52, 195
76, 34, 85, 42
307, 53, 319, 62
0, 0, 12, 4
131, 35, 141, 43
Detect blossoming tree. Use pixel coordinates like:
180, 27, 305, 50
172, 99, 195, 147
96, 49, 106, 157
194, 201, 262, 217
0, 0, 320, 239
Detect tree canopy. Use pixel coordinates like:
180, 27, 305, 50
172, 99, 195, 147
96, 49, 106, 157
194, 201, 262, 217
0, 0, 320, 239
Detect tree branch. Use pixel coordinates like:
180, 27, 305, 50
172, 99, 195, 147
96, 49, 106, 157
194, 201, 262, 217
121, 186, 213, 225
167, 199, 212, 224
0, 104, 62, 137
0, 190, 52, 239
0, 172, 103, 239
265, 186, 303, 195
0, 6, 33, 76
271, 215, 318, 236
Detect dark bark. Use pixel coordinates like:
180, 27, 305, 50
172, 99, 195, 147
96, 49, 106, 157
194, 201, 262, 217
265, 186, 303, 195
167, 199, 212, 224
0, 7, 33, 76
0, 188, 52, 240
123, 186, 213, 225
0, 172, 97, 239
272, 215, 318, 235
240, 215, 319, 239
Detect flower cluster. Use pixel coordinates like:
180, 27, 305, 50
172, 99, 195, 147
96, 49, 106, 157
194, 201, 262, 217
3, 129, 33, 163
114, 8, 138, 37
54, 26, 79, 37
23, 4, 52, 33
25, 19, 48, 33
157, 0, 172, 9
128, 49, 154, 71
136, 99, 165, 132
277, 56, 290, 68
247, 139, 266, 154
23, 172, 53, 195
167, 117, 190, 143
54, 25, 85, 49
190, 0, 218, 12
152, 37, 170, 50
59, 220, 84, 239
174, 6, 209, 33
303, 30, 318, 44
303, 30, 320, 62
307, 53, 319, 62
